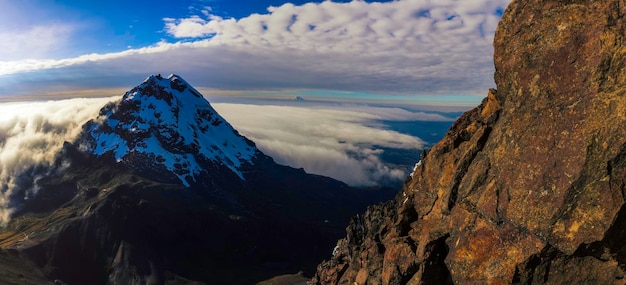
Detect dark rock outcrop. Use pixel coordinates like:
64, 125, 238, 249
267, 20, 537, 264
311, 0, 626, 284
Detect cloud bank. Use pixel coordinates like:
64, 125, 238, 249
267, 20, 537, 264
212, 103, 438, 186
0, 97, 118, 225
0, 97, 441, 224
0, 0, 510, 98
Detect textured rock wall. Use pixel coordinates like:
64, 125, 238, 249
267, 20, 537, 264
312, 0, 626, 284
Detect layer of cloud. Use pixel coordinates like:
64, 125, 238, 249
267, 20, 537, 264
0, 0, 510, 98
0, 98, 436, 225
212, 103, 432, 186
0, 97, 118, 225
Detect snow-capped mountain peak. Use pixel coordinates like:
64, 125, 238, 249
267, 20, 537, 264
78, 74, 258, 186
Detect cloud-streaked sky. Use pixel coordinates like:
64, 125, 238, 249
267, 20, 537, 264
0, 0, 510, 103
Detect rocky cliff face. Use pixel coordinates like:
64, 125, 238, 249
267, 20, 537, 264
312, 0, 626, 284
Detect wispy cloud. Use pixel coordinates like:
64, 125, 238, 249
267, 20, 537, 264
0, 24, 74, 61
0, 0, 510, 98
0, 1, 80, 61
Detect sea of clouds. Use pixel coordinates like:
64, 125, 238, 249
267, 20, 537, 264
213, 102, 452, 186
0, 97, 453, 224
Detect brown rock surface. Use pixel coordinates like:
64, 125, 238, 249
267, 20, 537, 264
311, 0, 626, 284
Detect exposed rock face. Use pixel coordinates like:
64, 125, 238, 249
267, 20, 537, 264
312, 0, 626, 284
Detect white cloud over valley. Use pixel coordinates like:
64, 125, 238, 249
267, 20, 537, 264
0, 97, 118, 225
212, 103, 433, 186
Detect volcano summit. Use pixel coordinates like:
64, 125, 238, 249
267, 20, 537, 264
77, 74, 258, 187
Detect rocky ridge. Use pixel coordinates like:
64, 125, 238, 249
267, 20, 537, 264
312, 0, 626, 284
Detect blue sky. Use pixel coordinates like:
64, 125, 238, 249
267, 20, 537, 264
0, 0, 510, 104
1, 0, 373, 58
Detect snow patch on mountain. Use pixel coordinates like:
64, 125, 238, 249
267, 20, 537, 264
81, 74, 258, 186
